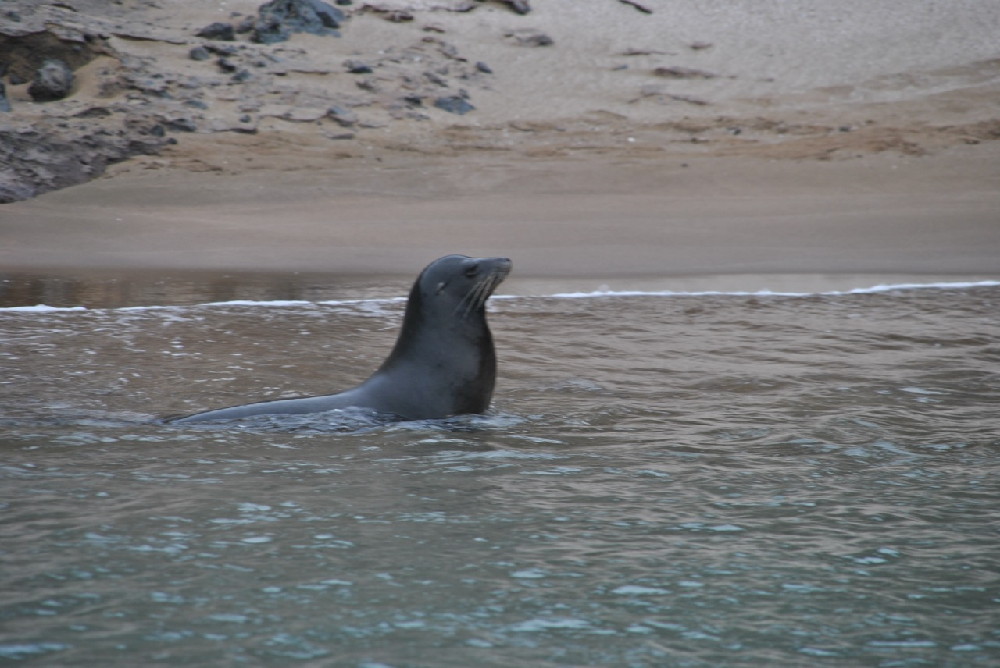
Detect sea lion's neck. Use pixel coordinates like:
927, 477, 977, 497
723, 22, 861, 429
384, 309, 490, 367
380, 284, 490, 368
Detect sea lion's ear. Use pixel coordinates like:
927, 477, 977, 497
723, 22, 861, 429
436, 281, 448, 295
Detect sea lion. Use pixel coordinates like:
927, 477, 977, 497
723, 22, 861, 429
171, 254, 511, 423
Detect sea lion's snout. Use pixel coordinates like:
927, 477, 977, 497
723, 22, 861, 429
484, 256, 512, 282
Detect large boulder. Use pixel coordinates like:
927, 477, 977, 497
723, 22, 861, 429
27, 58, 74, 101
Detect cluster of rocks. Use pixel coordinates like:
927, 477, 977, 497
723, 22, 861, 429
253, 0, 349, 43
0, 0, 671, 202
0, 0, 547, 202
0, 5, 178, 201
193, 0, 352, 44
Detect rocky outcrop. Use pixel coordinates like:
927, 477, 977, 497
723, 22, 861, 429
0, 114, 171, 203
252, 0, 348, 44
0, 9, 118, 83
0, 0, 532, 202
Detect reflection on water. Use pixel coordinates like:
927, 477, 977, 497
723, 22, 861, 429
0, 270, 404, 309
1, 275, 998, 666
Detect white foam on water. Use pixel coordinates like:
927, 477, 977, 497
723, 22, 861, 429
2, 281, 996, 313
201, 299, 314, 308
541, 280, 1000, 300
1, 304, 88, 313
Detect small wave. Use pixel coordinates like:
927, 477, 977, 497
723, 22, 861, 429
1, 304, 88, 313
544, 280, 1000, 299
198, 297, 409, 309
201, 299, 314, 308
2, 281, 995, 313
166, 406, 391, 433
164, 407, 521, 434
0, 296, 407, 314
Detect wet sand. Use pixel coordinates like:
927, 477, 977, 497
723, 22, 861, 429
2, 0, 999, 289
4, 146, 998, 286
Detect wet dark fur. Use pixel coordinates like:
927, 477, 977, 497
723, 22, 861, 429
171, 255, 511, 423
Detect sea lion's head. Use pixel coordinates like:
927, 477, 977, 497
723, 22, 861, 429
413, 254, 512, 319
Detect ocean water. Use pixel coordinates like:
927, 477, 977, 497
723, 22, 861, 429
1, 274, 998, 666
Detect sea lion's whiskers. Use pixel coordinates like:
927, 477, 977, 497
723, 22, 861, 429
458, 278, 489, 318
480, 276, 502, 313
457, 269, 506, 318
454, 281, 477, 317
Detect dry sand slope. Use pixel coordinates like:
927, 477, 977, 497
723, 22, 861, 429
1, 0, 999, 280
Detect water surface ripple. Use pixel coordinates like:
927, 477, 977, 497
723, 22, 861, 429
1, 284, 998, 666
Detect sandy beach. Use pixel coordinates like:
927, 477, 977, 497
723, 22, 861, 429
2, 0, 999, 289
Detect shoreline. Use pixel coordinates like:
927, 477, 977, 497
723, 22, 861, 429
3, 265, 998, 310
3, 144, 999, 283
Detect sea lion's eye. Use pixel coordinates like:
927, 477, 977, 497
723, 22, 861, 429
464, 265, 478, 278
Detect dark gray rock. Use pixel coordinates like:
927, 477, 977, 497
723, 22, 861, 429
502, 0, 531, 14
204, 43, 239, 56
196, 22, 236, 41
504, 28, 553, 47
434, 96, 474, 115
159, 115, 198, 132
189, 46, 212, 61
344, 59, 373, 74
28, 59, 75, 102
72, 106, 112, 119
217, 57, 238, 73
424, 71, 447, 87
253, 0, 346, 44
235, 16, 257, 34
475, 61, 493, 74
0, 82, 11, 112
327, 105, 358, 127
652, 66, 717, 79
